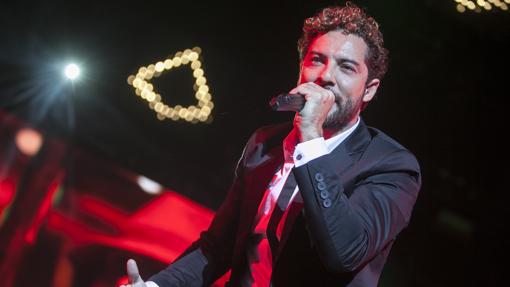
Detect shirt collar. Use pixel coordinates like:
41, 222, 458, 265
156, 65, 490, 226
325, 116, 360, 152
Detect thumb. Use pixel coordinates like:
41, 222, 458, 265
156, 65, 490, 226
126, 259, 144, 283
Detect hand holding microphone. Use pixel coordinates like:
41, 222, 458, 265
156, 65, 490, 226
269, 83, 335, 113
270, 83, 336, 141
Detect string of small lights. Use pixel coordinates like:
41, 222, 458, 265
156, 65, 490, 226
454, 0, 509, 13
127, 47, 213, 123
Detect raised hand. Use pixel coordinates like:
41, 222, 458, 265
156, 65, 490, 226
290, 82, 336, 141
120, 259, 147, 287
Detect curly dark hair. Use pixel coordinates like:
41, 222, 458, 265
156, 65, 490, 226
298, 2, 389, 81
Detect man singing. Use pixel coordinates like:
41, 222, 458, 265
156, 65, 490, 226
123, 2, 421, 286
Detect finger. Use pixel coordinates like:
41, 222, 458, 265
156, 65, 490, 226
289, 87, 301, 95
291, 85, 317, 100
302, 83, 335, 102
290, 82, 318, 95
127, 259, 143, 283
303, 83, 336, 100
292, 83, 333, 100
291, 83, 319, 95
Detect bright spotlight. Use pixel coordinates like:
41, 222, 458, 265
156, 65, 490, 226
64, 63, 80, 80
137, 176, 163, 195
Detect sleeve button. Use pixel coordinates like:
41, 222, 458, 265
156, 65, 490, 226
320, 190, 329, 199
317, 181, 326, 191
323, 199, 332, 208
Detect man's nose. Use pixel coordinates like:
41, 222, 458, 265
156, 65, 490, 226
316, 64, 334, 88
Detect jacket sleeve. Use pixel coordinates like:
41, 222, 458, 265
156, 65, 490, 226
149, 133, 256, 286
293, 148, 421, 273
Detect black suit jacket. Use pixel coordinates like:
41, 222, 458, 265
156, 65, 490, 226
150, 119, 421, 287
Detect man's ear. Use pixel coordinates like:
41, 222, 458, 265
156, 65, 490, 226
362, 78, 380, 103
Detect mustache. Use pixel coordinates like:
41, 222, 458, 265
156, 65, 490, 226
328, 91, 342, 104
321, 86, 341, 103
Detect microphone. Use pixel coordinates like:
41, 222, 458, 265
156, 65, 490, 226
269, 93, 305, 112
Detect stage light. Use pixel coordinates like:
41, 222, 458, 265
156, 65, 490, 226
178, 108, 187, 118
155, 102, 163, 112
455, 0, 509, 11
181, 56, 190, 65
172, 57, 182, 67
132, 78, 142, 88
127, 47, 214, 122
198, 85, 209, 93
193, 68, 204, 78
147, 92, 156, 102
189, 52, 199, 61
137, 176, 163, 194
141, 89, 149, 99
191, 61, 201, 70
155, 61, 165, 72
64, 63, 80, 80
127, 75, 135, 85
196, 76, 206, 86
15, 128, 43, 156
164, 59, 173, 69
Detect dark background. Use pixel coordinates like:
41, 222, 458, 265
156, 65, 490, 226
1, 0, 509, 286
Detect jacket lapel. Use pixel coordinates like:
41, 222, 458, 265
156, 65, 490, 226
241, 145, 284, 233
231, 132, 288, 277
330, 119, 371, 170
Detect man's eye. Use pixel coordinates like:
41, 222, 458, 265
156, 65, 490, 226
342, 65, 355, 72
310, 57, 322, 63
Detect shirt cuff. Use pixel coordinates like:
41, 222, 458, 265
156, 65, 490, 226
146, 281, 159, 287
293, 137, 328, 167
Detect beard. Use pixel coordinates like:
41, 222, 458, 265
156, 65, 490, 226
322, 93, 363, 130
